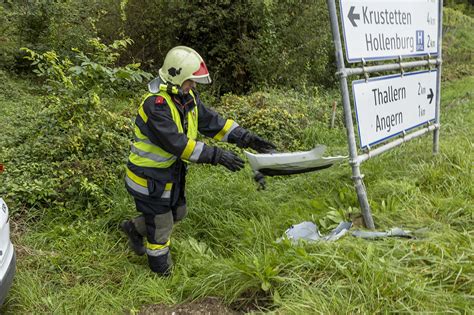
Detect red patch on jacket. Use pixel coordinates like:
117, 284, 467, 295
155, 96, 165, 105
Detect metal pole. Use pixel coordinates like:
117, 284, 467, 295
356, 124, 439, 164
433, 0, 443, 154
330, 100, 337, 128
344, 59, 439, 77
326, 0, 375, 229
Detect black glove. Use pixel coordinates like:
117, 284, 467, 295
213, 148, 245, 172
240, 132, 277, 153
254, 171, 266, 190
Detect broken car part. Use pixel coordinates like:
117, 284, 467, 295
245, 145, 347, 177
277, 221, 353, 244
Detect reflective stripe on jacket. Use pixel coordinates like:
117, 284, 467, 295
126, 88, 245, 200
125, 167, 173, 199
129, 90, 200, 168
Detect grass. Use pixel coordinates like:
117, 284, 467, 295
1, 72, 473, 313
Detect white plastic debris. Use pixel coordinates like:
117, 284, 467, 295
278, 221, 353, 244
351, 227, 414, 239
245, 145, 347, 176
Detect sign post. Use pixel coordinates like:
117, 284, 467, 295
325, 0, 443, 229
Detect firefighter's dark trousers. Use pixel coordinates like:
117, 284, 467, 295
131, 197, 187, 274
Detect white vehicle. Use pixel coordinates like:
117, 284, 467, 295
0, 197, 15, 306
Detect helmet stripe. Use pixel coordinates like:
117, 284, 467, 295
193, 62, 209, 76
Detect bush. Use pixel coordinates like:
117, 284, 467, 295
0, 0, 121, 71
22, 38, 151, 97
442, 8, 474, 80
1, 39, 151, 214
241, 1, 336, 91
121, 0, 335, 95
444, 0, 474, 17
121, 1, 262, 95
3, 1, 336, 94
0, 5, 18, 69
214, 88, 336, 151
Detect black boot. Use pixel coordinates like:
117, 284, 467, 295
120, 220, 145, 256
147, 251, 173, 276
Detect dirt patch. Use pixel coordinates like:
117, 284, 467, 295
349, 213, 365, 228
229, 290, 272, 313
139, 297, 239, 315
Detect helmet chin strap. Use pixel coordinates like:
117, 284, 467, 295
148, 76, 182, 95
165, 83, 183, 96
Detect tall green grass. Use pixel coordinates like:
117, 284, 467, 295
2, 75, 473, 313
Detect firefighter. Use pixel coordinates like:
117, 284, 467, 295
120, 46, 276, 275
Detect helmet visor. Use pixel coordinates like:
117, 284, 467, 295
191, 61, 211, 84
192, 76, 212, 84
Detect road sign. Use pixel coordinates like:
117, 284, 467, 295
340, 0, 440, 62
352, 70, 438, 148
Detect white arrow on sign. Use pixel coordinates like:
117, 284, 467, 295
340, 0, 440, 62
352, 70, 438, 148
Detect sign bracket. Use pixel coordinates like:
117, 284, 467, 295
398, 55, 405, 77
344, 59, 439, 77
365, 144, 372, 159
361, 58, 369, 82
427, 53, 432, 71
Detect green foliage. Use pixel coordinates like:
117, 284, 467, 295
121, 1, 262, 95
121, 0, 334, 95
1, 1, 474, 313
0, 5, 18, 69
214, 87, 339, 151
442, 8, 474, 80
22, 38, 151, 96
3, 1, 471, 94
242, 1, 336, 90
2, 72, 474, 314
0, 0, 113, 70
445, 0, 474, 17
217, 91, 307, 150
1, 39, 151, 214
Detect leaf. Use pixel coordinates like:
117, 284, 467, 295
261, 281, 271, 292
69, 66, 83, 74
273, 289, 282, 305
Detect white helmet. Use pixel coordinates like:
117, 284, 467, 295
158, 46, 211, 86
